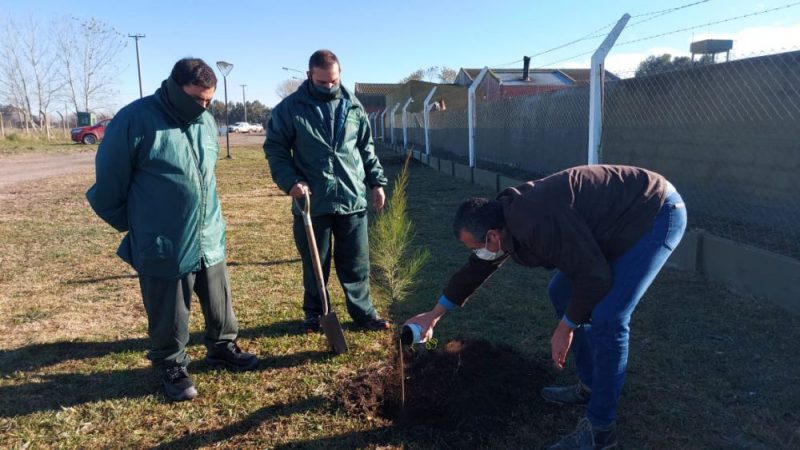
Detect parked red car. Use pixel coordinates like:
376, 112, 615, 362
71, 119, 112, 145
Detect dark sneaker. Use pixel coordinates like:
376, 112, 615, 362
549, 418, 617, 450
359, 316, 392, 331
162, 366, 197, 402
542, 382, 592, 406
205, 342, 259, 372
303, 316, 321, 334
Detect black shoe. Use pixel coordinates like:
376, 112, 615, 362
542, 382, 592, 406
206, 342, 259, 371
549, 418, 617, 449
358, 316, 392, 331
162, 366, 197, 402
303, 316, 321, 334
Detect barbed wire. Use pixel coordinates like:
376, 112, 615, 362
538, 0, 800, 68
493, 0, 712, 68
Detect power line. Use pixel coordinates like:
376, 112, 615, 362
631, 0, 710, 18
616, 1, 800, 47
539, 0, 800, 68
493, 0, 711, 68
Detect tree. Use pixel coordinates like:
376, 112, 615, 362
438, 67, 457, 83
0, 20, 35, 132
276, 78, 302, 99
210, 100, 271, 127
400, 66, 457, 83
247, 100, 271, 126
21, 18, 62, 139
369, 152, 429, 303
635, 53, 712, 77
55, 17, 127, 113
0, 18, 63, 137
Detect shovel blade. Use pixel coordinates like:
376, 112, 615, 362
320, 311, 348, 354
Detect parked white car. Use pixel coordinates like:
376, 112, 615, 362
227, 122, 263, 133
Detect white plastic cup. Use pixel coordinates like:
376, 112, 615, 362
401, 323, 423, 345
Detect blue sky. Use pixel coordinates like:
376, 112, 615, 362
2, 0, 798, 111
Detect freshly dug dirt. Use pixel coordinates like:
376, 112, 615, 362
334, 338, 577, 445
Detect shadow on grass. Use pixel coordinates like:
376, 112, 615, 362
271, 427, 400, 449
64, 273, 138, 284
0, 346, 332, 418
227, 258, 301, 267
155, 396, 325, 449
63, 259, 300, 285
0, 367, 155, 417
0, 320, 329, 378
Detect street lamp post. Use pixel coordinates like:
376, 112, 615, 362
240, 84, 247, 123
216, 61, 234, 159
282, 66, 305, 75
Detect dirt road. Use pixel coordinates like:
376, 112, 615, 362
0, 152, 96, 188
0, 133, 266, 188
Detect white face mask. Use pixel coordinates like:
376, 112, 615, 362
473, 233, 505, 261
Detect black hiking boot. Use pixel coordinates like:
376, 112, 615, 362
358, 315, 391, 331
303, 315, 321, 334
205, 342, 259, 371
162, 365, 197, 402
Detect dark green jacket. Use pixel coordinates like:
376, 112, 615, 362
86, 84, 226, 279
264, 80, 387, 216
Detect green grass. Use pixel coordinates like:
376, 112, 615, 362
0, 144, 798, 448
0, 131, 81, 156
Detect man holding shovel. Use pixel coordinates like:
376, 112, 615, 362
264, 49, 391, 334
403, 165, 686, 449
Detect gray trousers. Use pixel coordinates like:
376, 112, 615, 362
138, 260, 239, 368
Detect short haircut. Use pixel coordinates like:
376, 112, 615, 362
453, 197, 505, 241
170, 58, 217, 89
308, 49, 340, 71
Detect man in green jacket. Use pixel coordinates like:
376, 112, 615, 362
87, 58, 258, 402
264, 49, 390, 333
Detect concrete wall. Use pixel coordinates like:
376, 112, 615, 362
669, 230, 800, 315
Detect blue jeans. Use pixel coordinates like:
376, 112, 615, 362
548, 187, 686, 428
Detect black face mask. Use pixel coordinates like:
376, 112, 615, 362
307, 76, 340, 102
163, 78, 207, 124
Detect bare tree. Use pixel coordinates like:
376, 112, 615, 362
400, 66, 457, 83
0, 20, 35, 132
55, 17, 126, 113
276, 78, 302, 99
438, 67, 457, 83
20, 18, 62, 140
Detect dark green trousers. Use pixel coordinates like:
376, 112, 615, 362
292, 211, 377, 323
138, 260, 238, 368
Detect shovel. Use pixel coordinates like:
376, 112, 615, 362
295, 191, 348, 355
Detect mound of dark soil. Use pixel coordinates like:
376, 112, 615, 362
334, 338, 576, 445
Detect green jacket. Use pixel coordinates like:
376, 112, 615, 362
86, 83, 226, 279
264, 80, 387, 216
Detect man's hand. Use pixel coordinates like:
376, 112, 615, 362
403, 303, 448, 343
372, 186, 385, 212
550, 319, 575, 370
289, 182, 310, 199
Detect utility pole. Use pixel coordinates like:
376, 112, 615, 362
240, 84, 247, 123
128, 34, 146, 98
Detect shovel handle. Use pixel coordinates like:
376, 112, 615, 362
294, 191, 329, 317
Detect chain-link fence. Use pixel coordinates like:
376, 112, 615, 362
602, 50, 800, 259
376, 49, 800, 261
